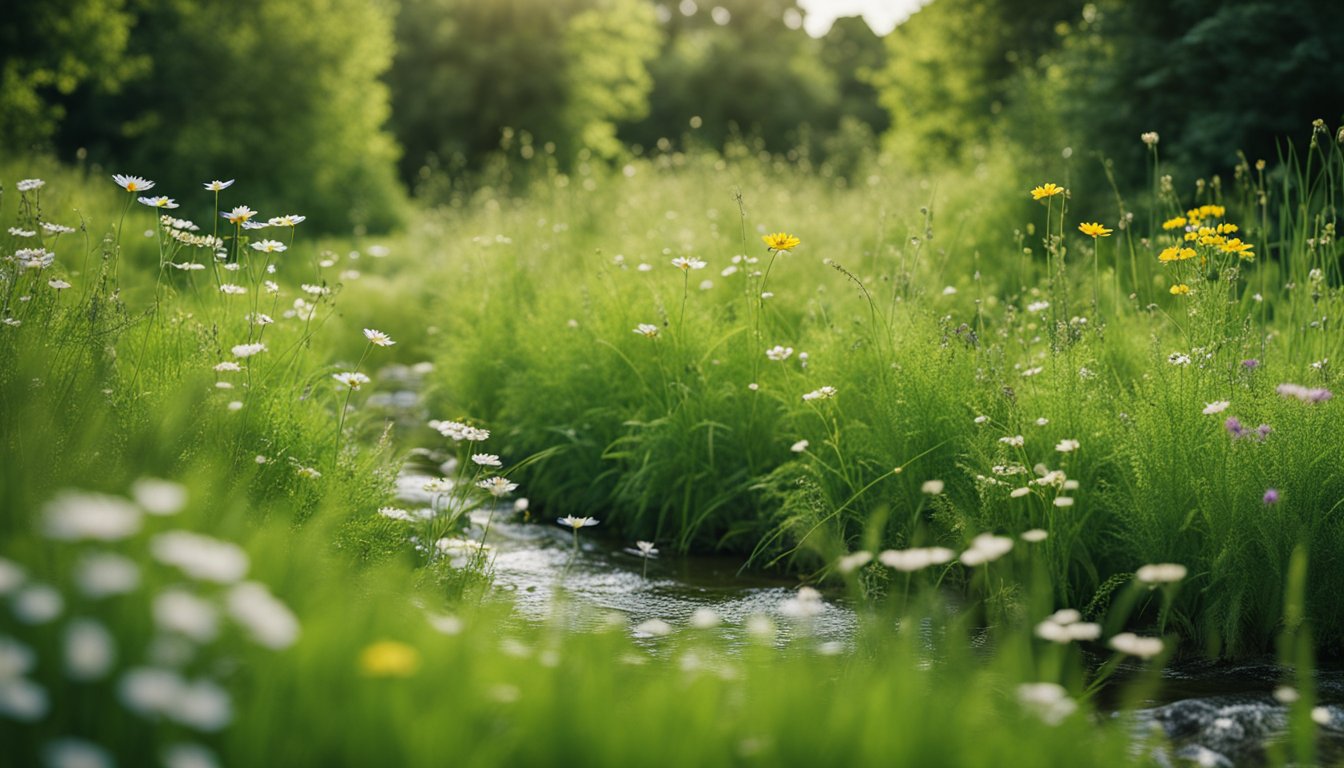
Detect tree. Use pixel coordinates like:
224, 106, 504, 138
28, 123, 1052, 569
0, 0, 144, 151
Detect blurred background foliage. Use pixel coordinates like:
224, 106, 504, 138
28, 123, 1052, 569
3, 0, 1342, 229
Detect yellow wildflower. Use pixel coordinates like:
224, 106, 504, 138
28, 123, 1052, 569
1162, 216, 1187, 230
1031, 183, 1066, 201
1220, 239, 1254, 259
1078, 222, 1113, 238
1158, 247, 1196, 262
359, 640, 421, 677
762, 232, 801, 251
1170, 284, 1191, 295
1217, 223, 1239, 234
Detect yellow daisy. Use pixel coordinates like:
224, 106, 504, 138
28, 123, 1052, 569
1030, 183, 1066, 201
762, 232, 801, 251
1078, 222, 1113, 238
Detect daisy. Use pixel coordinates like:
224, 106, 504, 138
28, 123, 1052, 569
268, 214, 306, 227
250, 240, 287, 253
363, 328, 395, 347
138, 196, 179, 209
1030, 182, 1065, 200
671, 256, 707, 271
472, 454, 502, 467
113, 174, 155, 192
220, 206, 258, 225
332, 371, 370, 390
203, 180, 235, 191
477, 477, 518, 497
632, 323, 660, 338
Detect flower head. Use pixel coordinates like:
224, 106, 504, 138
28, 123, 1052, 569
632, 323, 660, 338
363, 328, 395, 347
267, 214, 306, 227
16, 179, 45, 192
478, 476, 518, 497
1030, 183, 1065, 201
472, 454, 502, 467
1263, 488, 1280, 505
671, 256, 707, 271
113, 174, 155, 192
1078, 222, 1112, 238
1170, 284, 1191, 296
635, 541, 658, 558
802, 386, 838, 402
332, 371, 370, 390
250, 240, 287, 253
765, 345, 794, 361
221, 206, 257, 225
558, 515, 599, 530
762, 232, 801, 251
203, 180, 235, 191
138, 196, 179, 209
1202, 401, 1230, 415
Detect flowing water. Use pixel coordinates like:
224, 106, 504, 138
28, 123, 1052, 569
371, 364, 1344, 767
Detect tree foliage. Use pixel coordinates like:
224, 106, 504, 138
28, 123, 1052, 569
0, 0, 144, 150
389, 0, 662, 183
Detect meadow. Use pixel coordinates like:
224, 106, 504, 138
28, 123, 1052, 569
2, 124, 1343, 767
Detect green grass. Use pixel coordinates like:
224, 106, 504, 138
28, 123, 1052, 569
0, 134, 1341, 767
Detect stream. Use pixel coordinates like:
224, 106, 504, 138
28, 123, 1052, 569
369, 364, 1344, 767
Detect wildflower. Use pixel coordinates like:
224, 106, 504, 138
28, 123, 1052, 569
1108, 632, 1164, 660
671, 256, 707, 271
1168, 352, 1191, 366
203, 180, 235, 191
249, 240, 287, 253
960, 533, 1014, 566
113, 174, 155, 192
1021, 529, 1048, 542
472, 454, 502, 467
765, 345, 794, 361
836, 551, 873, 574
267, 214, 306, 227
42, 222, 75, 234
332, 372, 370, 390
1169, 284, 1191, 295
921, 479, 945, 495
133, 478, 188, 516
1158, 246, 1196, 262
1220, 238, 1254, 258
220, 206, 257, 224
1078, 222, 1112, 238
1136, 563, 1187, 585
790, 439, 809, 453
761, 232, 801, 251
635, 541, 658, 558
1276, 383, 1332, 403
213, 361, 242, 373
1053, 497, 1075, 508
363, 328, 395, 347
226, 582, 299, 650
1225, 417, 1246, 438
760, 291, 775, 299
633, 323, 660, 338
8, 227, 36, 237
1055, 439, 1080, 453
1017, 683, 1078, 726
878, 546, 955, 572
1026, 300, 1050, 313
241, 220, 269, 230
13, 584, 64, 624
231, 343, 266, 358
802, 386, 838, 402
479, 477, 519, 497
42, 491, 142, 541
557, 515, 598, 530
153, 589, 220, 642
48, 279, 71, 290
219, 284, 247, 295
74, 553, 140, 598
1030, 183, 1066, 200
1202, 401, 1230, 415
151, 531, 249, 583
999, 435, 1025, 447
16, 178, 45, 192
1035, 609, 1101, 644
1010, 487, 1031, 498
1141, 132, 1159, 146
138, 196, 180, 209
359, 641, 421, 677
1263, 488, 1280, 505
780, 586, 825, 618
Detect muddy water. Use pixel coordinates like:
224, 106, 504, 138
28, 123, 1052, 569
371, 365, 1344, 767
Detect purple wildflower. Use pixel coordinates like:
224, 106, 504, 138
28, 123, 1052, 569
1225, 416, 1246, 438
1242, 359, 1260, 370
1276, 383, 1333, 403
1263, 488, 1280, 505
1255, 424, 1273, 441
